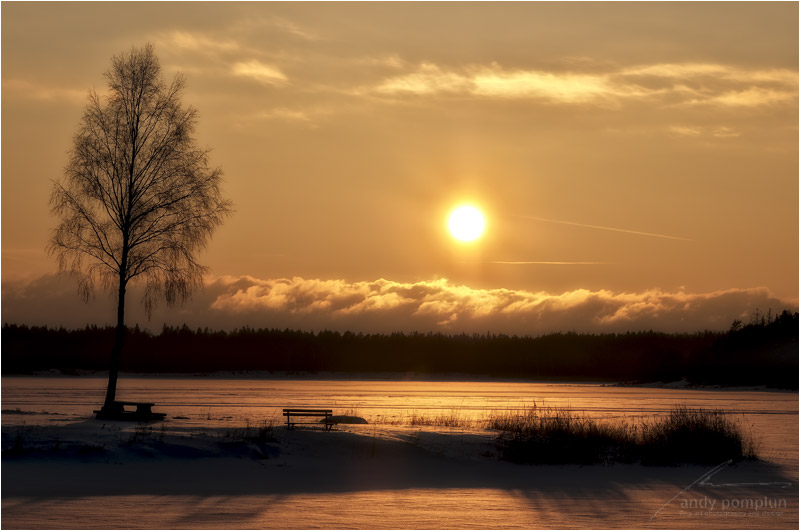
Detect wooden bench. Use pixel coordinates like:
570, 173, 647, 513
283, 408, 334, 430
95, 401, 167, 422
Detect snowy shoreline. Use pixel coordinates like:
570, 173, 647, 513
3, 416, 798, 529
3, 377, 797, 528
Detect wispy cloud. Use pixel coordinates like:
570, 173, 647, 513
621, 63, 797, 86
269, 17, 321, 41
232, 60, 289, 85
375, 63, 472, 95
233, 106, 335, 128
669, 126, 703, 137
157, 30, 241, 55
373, 63, 646, 104
357, 54, 406, 70
2, 79, 87, 103
252, 107, 313, 122
688, 88, 796, 108
711, 126, 741, 138
669, 125, 741, 138
471, 69, 647, 102
617, 63, 796, 107
368, 61, 797, 108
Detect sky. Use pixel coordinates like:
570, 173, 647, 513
2, 2, 798, 334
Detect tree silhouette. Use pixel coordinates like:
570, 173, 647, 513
48, 44, 232, 412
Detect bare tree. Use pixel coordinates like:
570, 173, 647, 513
49, 44, 232, 412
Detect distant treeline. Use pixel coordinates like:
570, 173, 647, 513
2, 310, 797, 389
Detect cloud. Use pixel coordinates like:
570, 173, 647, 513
244, 105, 340, 125
2, 275, 797, 335
621, 63, 797, 86
688, 88, 796, 107
181, 276, 800, 333
669, 126, 703, 137
471, 70, 647, 102
157, 30, 241, 55
231, 60, 289, 85
373, 63, 643, 104
269, 17, 321, 41
711, 126, 741, 138
620, 63, 797, 107
669, 125, 742, 138
357, 54, 406, 70
2, 79, 86, 103
367, 61, 797, 108
251, 107, 314, 123
4, 274, 794, 335
375, 63, 472, 95
668, 125, 743, 139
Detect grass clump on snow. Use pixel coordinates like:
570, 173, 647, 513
638, 405, 758, 465
369, 410, 473, 428
490, 404, 757, 465
224, 419, 275, 443
408, 410, 471, 428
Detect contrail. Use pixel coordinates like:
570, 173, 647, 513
525, 216, 692, 241
491, 261, 609, 265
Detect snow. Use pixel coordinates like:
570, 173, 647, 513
2, 377, 797, 529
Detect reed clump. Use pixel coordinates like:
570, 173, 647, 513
371, 410, 475, 428
638, 405, 757, 465
408, 410, 471, 428
490, 404, 757, 465
224, 419, 275, 443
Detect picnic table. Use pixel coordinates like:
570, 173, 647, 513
94, 401, 167, 421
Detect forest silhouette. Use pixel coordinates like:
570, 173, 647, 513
3, 310, 796, 389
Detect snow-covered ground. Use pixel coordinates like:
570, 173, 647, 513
2, 377, 797, 529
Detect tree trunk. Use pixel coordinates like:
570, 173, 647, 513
103, 279, 126, 406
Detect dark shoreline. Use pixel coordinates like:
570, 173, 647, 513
3, 313, 797, 389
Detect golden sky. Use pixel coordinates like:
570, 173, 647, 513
2, 2, 798, 333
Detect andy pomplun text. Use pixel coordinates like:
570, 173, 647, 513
679, 496, 787, 518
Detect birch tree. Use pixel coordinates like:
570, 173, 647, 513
49, 44, 232, 410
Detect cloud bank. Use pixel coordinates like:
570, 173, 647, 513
3, 274, 794, 335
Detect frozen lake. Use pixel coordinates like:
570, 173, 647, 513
2, 376, 797, 529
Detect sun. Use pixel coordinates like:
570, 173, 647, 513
448, 205, 485, 242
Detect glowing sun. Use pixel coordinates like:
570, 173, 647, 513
448, 205, 485, 242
